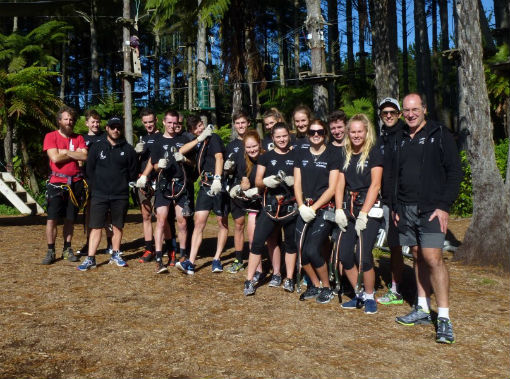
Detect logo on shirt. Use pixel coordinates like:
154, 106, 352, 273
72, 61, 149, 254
270, 159, 277, 166
69, 140, 75, 152
301, 160, 309, 167
234, 147, 239, 153
285, 160, 294, 166
419, 137, 426, 145
316, 161, 327, 169
120, 151, 125, 156
99, 150, 106, 160
163, 144, 168, 150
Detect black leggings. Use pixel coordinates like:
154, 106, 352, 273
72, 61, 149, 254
251, 211, 297, 255
338, 216, 382, 272
295, 211, 333, 268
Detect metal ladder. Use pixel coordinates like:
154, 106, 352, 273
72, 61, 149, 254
0, 172, 44, 215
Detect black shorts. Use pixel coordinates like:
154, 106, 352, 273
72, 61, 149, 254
154, 188, 190, 209
46, 180, 85, 221
251, 210, 297, 255
195, 186, 229, 217
89, 197, 129, 229
230, 198, 260, 219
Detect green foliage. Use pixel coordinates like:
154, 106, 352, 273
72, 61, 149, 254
485, 44, 510, 119
341, 97, 375, 121
259, 85, 313, 121
0, 204, 20, 215
215, 124, 232, 145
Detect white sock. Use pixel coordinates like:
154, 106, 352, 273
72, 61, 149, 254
417, 297, 430, 313
391, 281, 399, 294
364, 292, 375, 300
438, 307, 450, 319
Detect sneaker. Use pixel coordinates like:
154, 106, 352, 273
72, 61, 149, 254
299, 285, 320, 301
283, 278, 295, 293
395, 306, 432, 326
176, 259, 195, 275
227, 259, 244, 274
377, 289, 404, 305
268, 274, 282, 287
139, 250, 154, 263
244, 280, 256, 296
62, 247, 79, 262
76, 244, 88, 256
316, 287, 335, 304
211, 259, 223, 273
252, 271, 263, 286
436, 317, 455, 344
155, 260, 168, 274
364, 299, 378, 314
109, 251, 127, 267
77, 257, 96, 271
42, 249, 56, 265
341, 296, 364, 309
168, 251, 176, 267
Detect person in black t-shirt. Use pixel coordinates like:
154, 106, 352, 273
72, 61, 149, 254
294, 119, 340, 303
244, 123, 298, 296
261, 108, 285, 151
292, 104, 312, 150
176, 115, 228, 275
335, 114, 383, 315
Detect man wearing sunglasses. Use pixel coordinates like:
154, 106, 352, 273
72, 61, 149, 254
376, 98, 406, 306
77, 116, 138, 271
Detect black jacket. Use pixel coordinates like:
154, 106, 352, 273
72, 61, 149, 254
378, 119, 404, 205
86, 138, 138, 200
391, 120, 463, 213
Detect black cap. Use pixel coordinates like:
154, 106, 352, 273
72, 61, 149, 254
107, 116, 124, 127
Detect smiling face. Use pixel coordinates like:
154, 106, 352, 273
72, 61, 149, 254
175, 115, 184, 134
293, 111, 309, 134
263, 116, 278, 132
142, 114, 157, 134
234, 116, 249, 137
192, 121, 205, 136
272, 127, 290, 151
85, 116, 101, 135
348, 120, 367, 152
329, 119, 345, 143
58, 112, 75, 136
307, 122, 326, 147
380, 106, 401, 128
163, 114, 178, 137
244, 136, 260, 159
402, 94, 426, 131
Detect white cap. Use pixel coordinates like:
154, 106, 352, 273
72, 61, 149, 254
378, 97, 400, 111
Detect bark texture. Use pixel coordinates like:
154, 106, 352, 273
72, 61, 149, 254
122, 0, 133, 144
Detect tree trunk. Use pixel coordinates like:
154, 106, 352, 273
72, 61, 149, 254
232, 81, 242, 117
439, 0, 453, 129
293, 0, 300, 79
277, 12, 286, 87
368, 0, 399, 104
60, 38, 67, 100
207, 37, 217, 125
327, 0, 340, 74
477, 0, 496, 53
90, 0, 100, 104
432, 0, 438, 53
358, 0, 367, 83
455, 0, 510, 271
402, 0, 409, 94
346, 0, 354, 74
197, 0, 208, 124
3, 119, 13, 172
154, 32, 160, 102
20, 136, 38, 194
305, 0, 328, 120
122, 0, 133, 144
187, 44, 193, 110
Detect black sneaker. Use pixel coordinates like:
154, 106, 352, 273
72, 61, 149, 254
299, 285, 320, 301
396, 306, 433, 326
42, 249, 56, 265
436, 317, 455, 344
62, 247, 79, 262
268, 274, 282, 287
76, 244, 88, 256
155, 260, 168, 274
244, 280, 256, 296
283, 278, 295, 293
253, 271, 264, 286
316, 287, 335, 304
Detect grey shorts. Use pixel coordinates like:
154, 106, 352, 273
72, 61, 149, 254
383, 204, 400, 248
397, 203, 445, 249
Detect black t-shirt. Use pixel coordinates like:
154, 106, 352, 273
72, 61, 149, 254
294, 135, 310, 150
328, 142, 346, 169
83, 132, 105, 150
226, 138, 244, 159
398, 128, 426, 203
341, 146, 383, 193
257, 149, 296, 197
139, 132, 162, 174
294, 146, 340, 201
235, 155, 258, 187
195, 133, 225, 174
150, 134, 192, 180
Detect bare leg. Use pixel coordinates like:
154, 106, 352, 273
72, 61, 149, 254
188, 211, 209, 264
140, 199, 153, 243
246, 253, 262, 281
111, 225, 123, 251
421, 247, 449, 308
213, 215, 229, 260
46, 219, 58, 244
413, 246, 432, 299
363, 268, 376, 294
63, 219, 74, 244
315, 263, 331, 288
155, 206, 170, 252
285, 252, 296, 279
174, 205, 188, 250
390, 245, 404, 285
302, 264, 320, 287
233, 216, 245, 253
87, 228, 102, 257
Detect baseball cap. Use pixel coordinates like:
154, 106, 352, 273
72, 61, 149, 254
107, 116, 124, 127
378, 97, 400, 111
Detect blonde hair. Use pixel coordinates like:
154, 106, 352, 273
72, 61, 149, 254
343, 114, 377, 173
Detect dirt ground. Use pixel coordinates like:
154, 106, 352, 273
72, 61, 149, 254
0, 212, 509, 379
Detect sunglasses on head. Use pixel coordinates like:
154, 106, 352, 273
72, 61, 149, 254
307, 129, 325, 136
381, 110, 399, 117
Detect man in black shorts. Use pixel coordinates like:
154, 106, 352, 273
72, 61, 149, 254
77, 116, 138, 271
392, 93, 462, 344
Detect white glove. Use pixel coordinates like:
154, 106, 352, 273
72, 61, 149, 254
210, 178, 222, 195
174, 152, 184, 162
335, 209, 348, 232
355, 211, 368, 236
135, 175, 147, 188
224, 159, 235, 171
263, 175, 280, 188
158, 158, 168, 169
243, 187, 259, 199
135, 142, 145, 153
229, 184, 241, 198
299, 204, 316, 223
283, 175, 294, 187
197, 125, 213, 142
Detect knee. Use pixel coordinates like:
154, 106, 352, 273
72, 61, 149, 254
422, 252, 443, 268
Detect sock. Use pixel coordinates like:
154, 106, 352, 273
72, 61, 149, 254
418, 297, 430, 313
155, 251, 163, 262
171, 238, 177, 251
391, 281, 399, 294
145, 240, 154, 252
438, 307, 449, 320
235, 250, 243, 262
63, 241, 71, 249
164, 239, 172, 252
106, 237, 113, 249
179, 248, 188, 259
364, 292, 375, 300
88, 255, 96, 262
48, 243, 55, 250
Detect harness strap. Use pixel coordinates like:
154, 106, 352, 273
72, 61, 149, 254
51, 171, 84, 185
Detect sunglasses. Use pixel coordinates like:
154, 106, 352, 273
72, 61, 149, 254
307, 129, 325, 136
381, 110, 399, 117
108, 125, 123, 131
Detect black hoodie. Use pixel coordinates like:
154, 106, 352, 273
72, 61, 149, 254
378, 119, 405, 206
86, 137, 138, 200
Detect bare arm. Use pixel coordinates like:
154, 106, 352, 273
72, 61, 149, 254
46, 148, 87, 163
255, 164, 267, 189
214, 152, 223, 177
179, 138, 199, 155
334, 172, 346, 209
360, 166, 383, 213
310, 169, 339, 212
142, 160, 154, 175
294, 167, 304, 207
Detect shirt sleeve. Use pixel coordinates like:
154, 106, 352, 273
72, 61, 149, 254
258, 151, 268, 168
369, 146, 384, 168
208, 134, 225, 156
75, 134, 86, 149
150, 142, 160, 165
43, 132, 56, 151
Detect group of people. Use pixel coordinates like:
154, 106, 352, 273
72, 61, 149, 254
41, 92, 462, 344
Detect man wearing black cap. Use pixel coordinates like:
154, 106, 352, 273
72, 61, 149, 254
376, 97, 406, 306
77, 116, 138, 271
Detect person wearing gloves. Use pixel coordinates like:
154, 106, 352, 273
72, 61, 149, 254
244, 122, 298, 296
176, 115, 228, 275
334, 114, 383, 314
293, 119, 339, 304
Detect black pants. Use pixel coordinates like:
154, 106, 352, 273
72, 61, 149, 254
251, 211, 297, 255
295, 210, 334, 268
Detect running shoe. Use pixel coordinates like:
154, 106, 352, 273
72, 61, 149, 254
176, 259, 195, 275
168, 251, 176, 267
62, 247, 79, 262
395, 306, 432, 326
341, 296, 364, 309
299, 285, 320, 301
436, 317, 455, 344
244, 280, 256, 296
377, 289, 404, 305
77, 257, 96, 271
109, 251, 127, 267
316, 287, 335, 304
283, 278, 295, 293
364, 299, 378, 314
252, 271, 263, 286
268, 274, 282, 287
211, 259, 223, 273
42, 249, 56, 265
139, 250, 154, 263
155, 260, 168, 274
227, 259, 244, 274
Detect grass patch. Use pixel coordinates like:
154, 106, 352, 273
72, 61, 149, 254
480, 278, 497, 286
372, 247, 390, 259
0, 204, 21, 215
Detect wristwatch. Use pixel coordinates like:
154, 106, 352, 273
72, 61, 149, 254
214, 175, 221, 180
